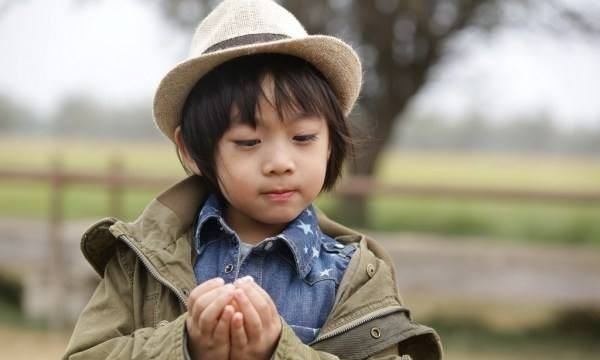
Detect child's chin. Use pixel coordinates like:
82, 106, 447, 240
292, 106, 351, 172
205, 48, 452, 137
260, 210, 301, 225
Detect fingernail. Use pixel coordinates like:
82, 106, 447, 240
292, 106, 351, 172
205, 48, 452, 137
224, 283, 235, 290
234, 276, 252, 285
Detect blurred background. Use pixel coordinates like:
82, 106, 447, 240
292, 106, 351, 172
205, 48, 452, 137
1, 0, 600, 359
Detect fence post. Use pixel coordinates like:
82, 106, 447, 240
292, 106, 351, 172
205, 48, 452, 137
48, 154, 67, 328
108, 156, 124, 219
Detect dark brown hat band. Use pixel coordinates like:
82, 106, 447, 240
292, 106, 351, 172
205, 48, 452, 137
203, 33, 290, 54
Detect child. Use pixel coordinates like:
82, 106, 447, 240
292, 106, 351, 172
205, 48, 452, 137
64, 0, 442, 359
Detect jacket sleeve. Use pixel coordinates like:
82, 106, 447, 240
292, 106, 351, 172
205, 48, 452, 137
63, 253, 189, 360
272, 320, 426, 360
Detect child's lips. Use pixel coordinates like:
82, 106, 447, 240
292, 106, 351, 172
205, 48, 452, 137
264, 189, 296, 201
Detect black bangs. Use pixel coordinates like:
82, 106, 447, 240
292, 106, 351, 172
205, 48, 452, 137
226, 54, 333, 127
179, 53, 351, 197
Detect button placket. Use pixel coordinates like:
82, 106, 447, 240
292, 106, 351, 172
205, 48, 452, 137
221, 247, 238, 281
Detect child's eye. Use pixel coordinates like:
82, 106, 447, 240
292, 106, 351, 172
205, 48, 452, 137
293, 134, 318, 143
233, 139, 261, 147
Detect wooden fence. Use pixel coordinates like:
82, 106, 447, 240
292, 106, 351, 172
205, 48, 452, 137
1, 157, 600, 327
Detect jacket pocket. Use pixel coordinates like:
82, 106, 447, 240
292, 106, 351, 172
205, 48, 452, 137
312, 311, 442, 360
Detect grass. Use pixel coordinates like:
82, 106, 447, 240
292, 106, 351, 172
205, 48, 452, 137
1, 136, 600, 245
427, 307, 600, 360
3, 182, 599, 245
378, 151, 600, 192
367, 196, 600, 245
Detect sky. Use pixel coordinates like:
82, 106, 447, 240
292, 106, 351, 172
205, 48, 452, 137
0, 0, 187, 111
0, 0, 599, 130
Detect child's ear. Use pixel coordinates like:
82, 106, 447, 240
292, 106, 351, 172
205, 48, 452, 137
174, 126, 202, 176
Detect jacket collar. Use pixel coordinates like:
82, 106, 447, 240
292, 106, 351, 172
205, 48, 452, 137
194, 194, 322, 277
80, 175, 441, 359
83, 175, 384, 278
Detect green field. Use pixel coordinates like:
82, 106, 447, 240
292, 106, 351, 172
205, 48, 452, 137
2, 136, 600, 245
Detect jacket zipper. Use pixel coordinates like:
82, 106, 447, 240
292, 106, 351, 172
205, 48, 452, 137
310, 305, 407, 344
118, 234, 187, 306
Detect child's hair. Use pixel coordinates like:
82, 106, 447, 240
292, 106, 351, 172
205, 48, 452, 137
179, 53, 353, 198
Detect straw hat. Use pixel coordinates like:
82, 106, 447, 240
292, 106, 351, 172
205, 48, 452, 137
153, 0, 362, 142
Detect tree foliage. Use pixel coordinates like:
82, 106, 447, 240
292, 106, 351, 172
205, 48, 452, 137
139, 0, 598, 225
0, 93, 38, 133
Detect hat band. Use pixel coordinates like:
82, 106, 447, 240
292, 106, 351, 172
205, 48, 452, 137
203, 33, 290, 54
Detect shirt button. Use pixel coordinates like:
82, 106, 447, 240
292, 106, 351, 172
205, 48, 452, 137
334, 243, 344, 249
264, 242, 273, 251
224, 264, 234, 273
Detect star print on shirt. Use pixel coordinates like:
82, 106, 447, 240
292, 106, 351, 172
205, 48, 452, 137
319, 268, 332, 277
296, 221, 313, 235
305, 209, 313, 217
304, 246, 308, 254
312, 247, 319, 258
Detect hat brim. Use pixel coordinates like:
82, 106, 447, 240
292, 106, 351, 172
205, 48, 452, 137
152, 35, 362, 142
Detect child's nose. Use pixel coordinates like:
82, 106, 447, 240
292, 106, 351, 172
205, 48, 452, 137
262, 145, 295, 175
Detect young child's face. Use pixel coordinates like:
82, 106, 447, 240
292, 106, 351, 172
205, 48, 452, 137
215, 79, 330, 231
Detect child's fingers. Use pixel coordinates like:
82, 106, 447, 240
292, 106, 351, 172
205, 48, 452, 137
230, 312, 248, 348
248, 280, 279, 320
238, 279, 274, 325
198, 284, 235, 337
187, 277, 225, 309
190, 277, 225, 298
213, 304, 234, 341
233, 287, 263, 340
188, 285, 228, 322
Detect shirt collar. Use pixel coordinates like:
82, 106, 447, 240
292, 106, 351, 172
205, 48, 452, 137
276, 205, 321, 277
193, 194, 229, 251
194, 194, 322, 278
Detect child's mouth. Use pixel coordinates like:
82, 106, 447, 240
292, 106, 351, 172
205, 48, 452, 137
264, 190, 296, 201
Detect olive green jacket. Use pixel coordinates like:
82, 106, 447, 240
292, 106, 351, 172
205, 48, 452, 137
63, 176, 443, 360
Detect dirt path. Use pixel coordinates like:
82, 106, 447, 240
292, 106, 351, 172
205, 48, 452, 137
2, 218, 600, 307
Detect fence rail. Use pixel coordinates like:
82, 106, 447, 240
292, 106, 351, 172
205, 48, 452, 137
2, 167, 600, 204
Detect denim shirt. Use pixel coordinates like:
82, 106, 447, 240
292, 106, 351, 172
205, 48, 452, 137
193, 195, 356, 343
